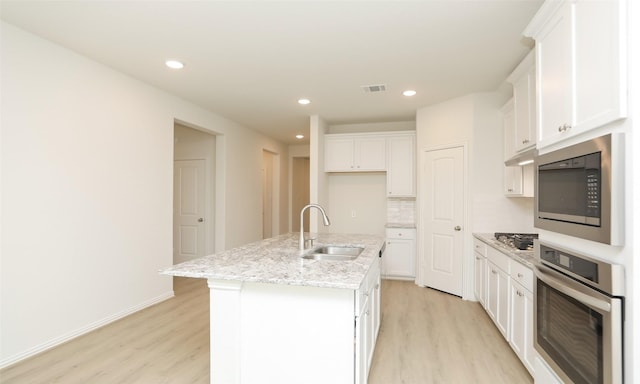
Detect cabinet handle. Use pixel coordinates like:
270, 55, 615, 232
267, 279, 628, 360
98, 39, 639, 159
491, 269, 498, 275
558, 123, 572, 133
507, 188, 513, 192
522, 139, 529, 144
517, 273, 524, 278
475, 256, 482, 260
517, 290, 524, 297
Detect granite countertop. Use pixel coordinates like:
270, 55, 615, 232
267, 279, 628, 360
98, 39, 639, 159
161, 232, 385, 290
385, 223, 416, 229
473, 233, 535, 268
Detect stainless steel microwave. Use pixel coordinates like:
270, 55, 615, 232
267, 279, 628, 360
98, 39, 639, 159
535, 134, 624, 245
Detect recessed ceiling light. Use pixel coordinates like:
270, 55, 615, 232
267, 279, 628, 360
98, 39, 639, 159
165, 60, 184, 69
298, 98, 311, 105
296, 134, 305, 139
403, 90, 417, 97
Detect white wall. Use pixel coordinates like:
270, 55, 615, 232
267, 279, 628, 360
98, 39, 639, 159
327, 173, 386, 236
0, 22, 288, 367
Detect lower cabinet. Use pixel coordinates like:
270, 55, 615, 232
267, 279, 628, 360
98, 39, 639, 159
486, 258, 510, 338
382, 228, 416, 279
355, 259, 381, 384
509, 263, 535, 376
476, 237, 536, 378
473, 239, 487, 307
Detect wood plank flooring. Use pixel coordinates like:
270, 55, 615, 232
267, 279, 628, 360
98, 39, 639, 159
1, 278, 532, 384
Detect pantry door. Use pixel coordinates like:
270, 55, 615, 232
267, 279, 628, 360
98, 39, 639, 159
418, 146, 465, 297
174, 159, 206, 264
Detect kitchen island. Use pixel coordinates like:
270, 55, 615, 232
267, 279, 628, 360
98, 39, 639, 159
162, 232, 385, 384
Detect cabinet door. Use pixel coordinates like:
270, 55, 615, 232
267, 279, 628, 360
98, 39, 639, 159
474, 253, 486, 307
325, 137, 355, 171
487, 261, 510, 339
355, 137, 386, 171
513, 65, 536, 152
383, 239, 415, 279
534, 0, 626, 148
510, 281, 535, 375
574, 0, 626, 132
387, 135, 416, 196
504, 166, 523, 196
536, 1, 574, 145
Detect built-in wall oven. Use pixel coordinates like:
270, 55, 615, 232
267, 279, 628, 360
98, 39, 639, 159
533, 241, 625, 384
535, 133, 624, 245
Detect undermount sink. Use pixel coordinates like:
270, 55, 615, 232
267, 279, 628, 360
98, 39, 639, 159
302, 245, 364, 261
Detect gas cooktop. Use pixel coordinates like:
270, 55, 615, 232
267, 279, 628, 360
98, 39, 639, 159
494, 232, 538, 251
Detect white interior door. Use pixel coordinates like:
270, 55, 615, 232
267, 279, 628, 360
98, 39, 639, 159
419, 146, 464, 297
174, 159, 206, 264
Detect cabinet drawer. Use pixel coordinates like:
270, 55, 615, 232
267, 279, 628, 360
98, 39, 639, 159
386, 228, 415, 240
510, 261, 533, 292
487, 247, 510, 274
473, 238, 487, 257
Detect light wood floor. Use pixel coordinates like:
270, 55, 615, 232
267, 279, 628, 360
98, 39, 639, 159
1, 278, 532, 384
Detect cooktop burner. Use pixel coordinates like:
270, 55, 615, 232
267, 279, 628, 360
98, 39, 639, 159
494, 232, 538, 251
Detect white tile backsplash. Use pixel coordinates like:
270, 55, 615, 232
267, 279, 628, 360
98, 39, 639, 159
387, 198, 416, 224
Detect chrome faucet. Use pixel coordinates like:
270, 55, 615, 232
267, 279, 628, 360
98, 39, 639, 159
299, 204, 331, 251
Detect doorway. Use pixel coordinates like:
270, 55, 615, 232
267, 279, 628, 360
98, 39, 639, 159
291, 157, 310, 232
173, 124, 216, 264
262, 150, 280, 239
418, 145, 465, 297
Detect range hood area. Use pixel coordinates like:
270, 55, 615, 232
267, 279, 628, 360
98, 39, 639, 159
505, 147, 537, 166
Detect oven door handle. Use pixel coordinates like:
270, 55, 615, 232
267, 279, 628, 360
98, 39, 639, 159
534, 265, 612, 312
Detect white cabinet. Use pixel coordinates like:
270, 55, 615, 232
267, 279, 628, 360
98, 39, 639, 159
486, 248, 510, 339
355, 259, 381, 384
525, 0, 627, 148
382, 228, 416, 280
324, 134, 386, 172
509, 278, 535, 375
504, 166, 523, 196
387, 133, 416, 197
504, 164, 534, 197
507, 51, 536, 153
473, 239, 487, 307
502, 98, 533, 197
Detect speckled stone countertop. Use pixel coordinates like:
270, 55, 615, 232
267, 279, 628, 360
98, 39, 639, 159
161, 232, 385, 290
473, 233, 535, 268
385, 223, 416, 229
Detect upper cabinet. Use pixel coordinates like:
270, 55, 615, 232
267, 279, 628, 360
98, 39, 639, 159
524, 0, 627, 148
507, 51, 536, 153
386, 133, 416, 197
324, 131, 416, 197
324, 134, 386, 172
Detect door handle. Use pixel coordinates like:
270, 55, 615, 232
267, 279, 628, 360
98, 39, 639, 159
454, 226, 462, 231
198, 218, 204, 222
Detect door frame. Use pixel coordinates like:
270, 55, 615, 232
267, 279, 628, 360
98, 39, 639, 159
416, 141, 473, 300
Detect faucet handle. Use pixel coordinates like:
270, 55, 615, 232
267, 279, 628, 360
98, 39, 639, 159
304, 238, 315, 249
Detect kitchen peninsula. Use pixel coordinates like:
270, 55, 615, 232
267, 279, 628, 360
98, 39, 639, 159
162, 232, 385, 384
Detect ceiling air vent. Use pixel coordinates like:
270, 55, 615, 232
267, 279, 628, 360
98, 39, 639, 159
361, 84, 387, 93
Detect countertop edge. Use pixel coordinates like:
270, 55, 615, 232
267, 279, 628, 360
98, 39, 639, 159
472, 233, 535, 269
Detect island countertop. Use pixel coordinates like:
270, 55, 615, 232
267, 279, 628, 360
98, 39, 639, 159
161, 232, 385, 290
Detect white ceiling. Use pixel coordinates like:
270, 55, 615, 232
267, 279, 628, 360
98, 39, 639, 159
0, 1, 542, 144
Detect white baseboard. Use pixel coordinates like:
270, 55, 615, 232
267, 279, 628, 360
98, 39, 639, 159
0, 290, 175, 370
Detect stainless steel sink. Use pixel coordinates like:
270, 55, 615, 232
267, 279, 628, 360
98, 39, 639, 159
302, 245, 364, 261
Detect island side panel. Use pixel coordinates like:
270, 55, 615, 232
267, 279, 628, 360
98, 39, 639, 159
208, 279, 243, 384
207, 279, 356, 384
